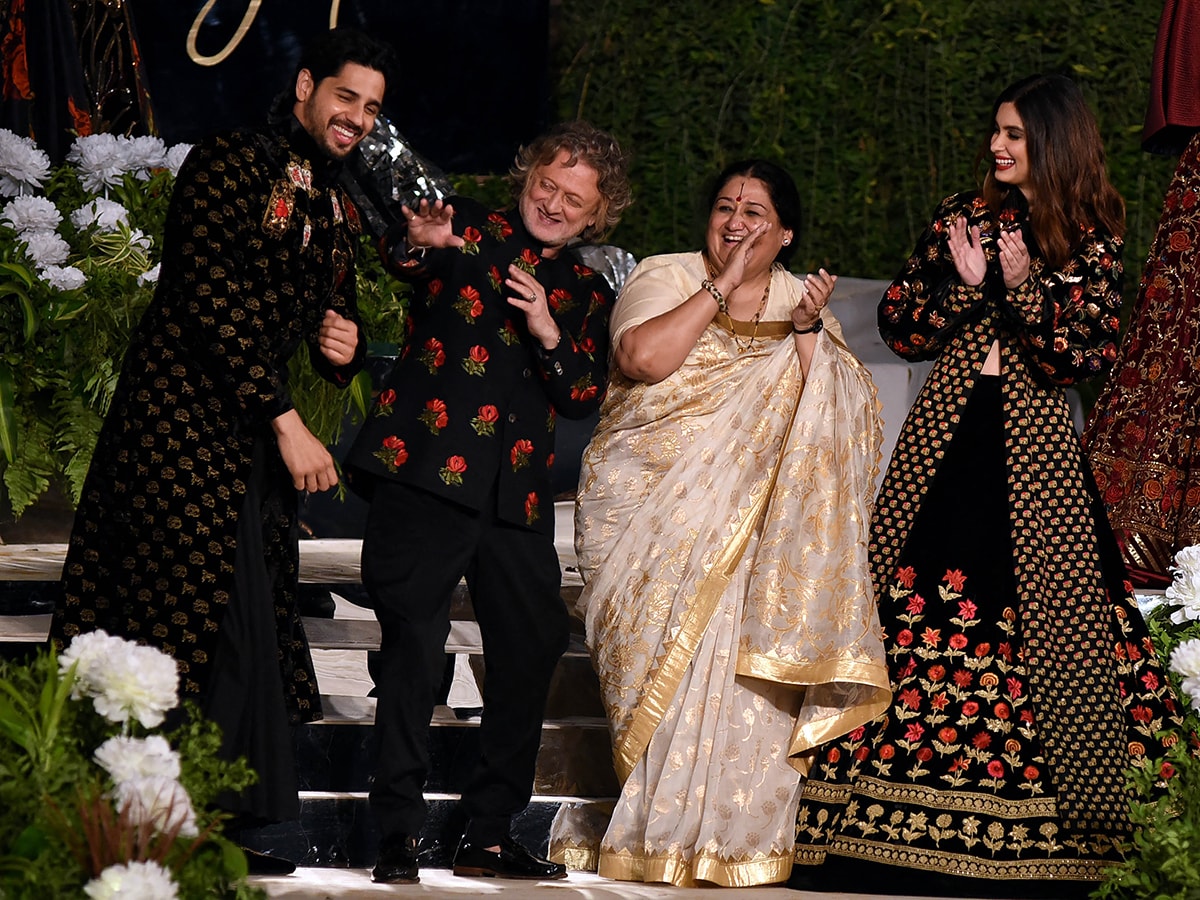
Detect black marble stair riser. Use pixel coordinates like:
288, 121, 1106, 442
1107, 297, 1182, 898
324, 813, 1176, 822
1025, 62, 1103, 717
294, 719, 618, 796
0, 581, 55, 616
236, 796, 564, 869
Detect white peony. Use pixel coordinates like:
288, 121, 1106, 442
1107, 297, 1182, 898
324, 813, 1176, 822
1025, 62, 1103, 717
1166, 545, 1200, 625
84, 860, 179, 900
67, 133, 129, 193
1, 195, 62, 233
123, 135, 168, 180
137, 263, 161, 286
1170, 638, 1200, 708
60, 630, 179, 728
0, 128, 51, 196
19, 230, 70, 267
71, 197, 130, 232
112, 775, 198, 837
40, 264, 87, 291
94, 734, 182, 784
164, 143, 193, 177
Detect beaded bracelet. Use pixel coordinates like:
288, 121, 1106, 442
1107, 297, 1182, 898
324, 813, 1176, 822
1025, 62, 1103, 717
700, 278, 728, 315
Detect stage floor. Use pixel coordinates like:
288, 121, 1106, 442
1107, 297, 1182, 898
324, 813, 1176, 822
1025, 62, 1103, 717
251, 867, 982, 899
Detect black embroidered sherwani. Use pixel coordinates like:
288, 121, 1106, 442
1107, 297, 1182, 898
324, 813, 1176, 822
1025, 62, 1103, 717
346, 199, 614, 848
52, 118, 366, 726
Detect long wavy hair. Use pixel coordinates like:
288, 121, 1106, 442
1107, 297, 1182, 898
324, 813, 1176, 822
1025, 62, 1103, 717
509, 121, 633, 243
978, 74, 1125, 268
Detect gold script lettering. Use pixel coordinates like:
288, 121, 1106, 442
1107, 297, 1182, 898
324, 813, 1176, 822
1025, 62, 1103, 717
187, 0, 343, 68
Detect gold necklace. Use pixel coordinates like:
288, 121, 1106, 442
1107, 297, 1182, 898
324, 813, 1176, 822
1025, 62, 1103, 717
704, 255, 773, 353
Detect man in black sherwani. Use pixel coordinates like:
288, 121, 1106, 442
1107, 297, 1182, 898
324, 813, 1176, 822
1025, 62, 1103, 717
53, 29, 392, 861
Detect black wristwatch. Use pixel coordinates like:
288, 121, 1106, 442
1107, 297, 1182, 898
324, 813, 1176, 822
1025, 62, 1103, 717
792, 317, 824, 335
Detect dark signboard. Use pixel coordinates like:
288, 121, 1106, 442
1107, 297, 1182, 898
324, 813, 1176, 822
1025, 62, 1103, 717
127, 0, 550, 173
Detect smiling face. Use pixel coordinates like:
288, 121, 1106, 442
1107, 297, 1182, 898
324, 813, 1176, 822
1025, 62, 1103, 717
518, 150, 602, 257
990, 102, 1033, 201
293, 61, 385, 160
704, 176, 792, 272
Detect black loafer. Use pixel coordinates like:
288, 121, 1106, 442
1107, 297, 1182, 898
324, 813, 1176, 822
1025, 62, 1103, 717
372, 834, 420, 884
452, 835, 567, 880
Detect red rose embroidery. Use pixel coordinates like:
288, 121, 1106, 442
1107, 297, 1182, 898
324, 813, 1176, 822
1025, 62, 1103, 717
420, 337, 446, 373
525, 491, 540, 525
471, 404, 500, 437
511, 438, 534, 471
419, 398, 449, 434
463, 344, 490, 376
460, 226, 483, 255
373, 436, 408, 471
440, 455, 468, 486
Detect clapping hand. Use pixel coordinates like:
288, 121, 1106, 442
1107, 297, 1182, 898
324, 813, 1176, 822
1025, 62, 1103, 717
946, 216, 988, 287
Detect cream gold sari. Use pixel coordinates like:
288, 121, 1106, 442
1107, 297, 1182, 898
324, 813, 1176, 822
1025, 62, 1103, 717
552, 252, 891, 887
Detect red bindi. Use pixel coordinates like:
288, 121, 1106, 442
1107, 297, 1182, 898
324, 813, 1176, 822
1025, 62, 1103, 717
735, 181, 745, 203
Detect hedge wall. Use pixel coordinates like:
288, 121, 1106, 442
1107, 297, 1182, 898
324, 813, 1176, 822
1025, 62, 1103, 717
553, 0, 1177, 299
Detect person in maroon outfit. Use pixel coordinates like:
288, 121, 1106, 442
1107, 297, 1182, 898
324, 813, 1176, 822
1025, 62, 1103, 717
1083, 0, 1200, 584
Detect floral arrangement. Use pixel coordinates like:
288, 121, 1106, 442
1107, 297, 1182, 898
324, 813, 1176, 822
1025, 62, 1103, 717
1097, 546, 1200, 899
0, 631, 262, 898
0, 127, 411, 523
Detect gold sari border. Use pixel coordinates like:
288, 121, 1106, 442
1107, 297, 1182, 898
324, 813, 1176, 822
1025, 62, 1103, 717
736, 650, 890, 689
789, 688, 891, 771
598, 848, 793, 888
613, 474, 779, 781
712, 312, 793, 339
553, 845, 599, 872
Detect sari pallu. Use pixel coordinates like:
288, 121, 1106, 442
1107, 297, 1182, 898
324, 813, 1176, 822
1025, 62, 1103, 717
555, 253, 891, 887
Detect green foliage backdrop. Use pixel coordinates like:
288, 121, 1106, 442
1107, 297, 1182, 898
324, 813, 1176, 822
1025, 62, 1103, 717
554, 0, 1177, 297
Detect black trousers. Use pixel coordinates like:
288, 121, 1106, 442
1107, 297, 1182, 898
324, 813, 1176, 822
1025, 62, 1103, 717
362, 480, 568, 847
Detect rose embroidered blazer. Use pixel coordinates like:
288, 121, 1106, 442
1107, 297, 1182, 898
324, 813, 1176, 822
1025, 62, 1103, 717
346, 198, 612, 533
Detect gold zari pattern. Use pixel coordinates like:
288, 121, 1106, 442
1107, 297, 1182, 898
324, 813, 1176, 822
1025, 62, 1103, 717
551, 253, 890, 887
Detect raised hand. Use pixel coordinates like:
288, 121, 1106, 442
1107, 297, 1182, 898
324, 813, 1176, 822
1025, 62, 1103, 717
946, 216, 988, 287
997, 227, 1032, 289
402, 198, 465, 251
793, 268, 837, 332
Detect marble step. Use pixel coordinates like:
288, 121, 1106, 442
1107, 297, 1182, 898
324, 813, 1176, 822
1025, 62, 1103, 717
298, 701, 617, 797
237, 792, 611, 870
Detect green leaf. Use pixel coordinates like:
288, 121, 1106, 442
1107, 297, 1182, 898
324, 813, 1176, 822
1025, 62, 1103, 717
349, 369, 372, 420
0, 281, 37, 342
0, 365, 16, 463
0, 260, 34, 289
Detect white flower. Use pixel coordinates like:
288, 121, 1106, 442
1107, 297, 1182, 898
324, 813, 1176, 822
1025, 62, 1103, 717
94, 734, 182, 784
19, 230, 70, 267
71, 197, 130, 232
40, 264, 87, 291
137, 263, 161, 286
1, 195, 62, 233
1171, 639, 1200, 708
164, 143, 193, 177
124, 136, 168, 180
1166, 545, 1200, 625
128, 227, 152, 253
0, 128, 51, 196
84, 860, 179, 900
60, 630, 179, 728
67, 133, 129, 193
113, 775, 198, 837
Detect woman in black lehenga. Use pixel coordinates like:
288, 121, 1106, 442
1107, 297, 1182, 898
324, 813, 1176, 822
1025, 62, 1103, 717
790, 74, 1185, 898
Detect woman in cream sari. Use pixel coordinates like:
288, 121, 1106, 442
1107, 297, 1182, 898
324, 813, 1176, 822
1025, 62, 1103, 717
557, 160, 891, 887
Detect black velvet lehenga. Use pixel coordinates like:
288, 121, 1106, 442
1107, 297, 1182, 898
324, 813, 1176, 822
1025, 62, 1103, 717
791, 376, 1183, 897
